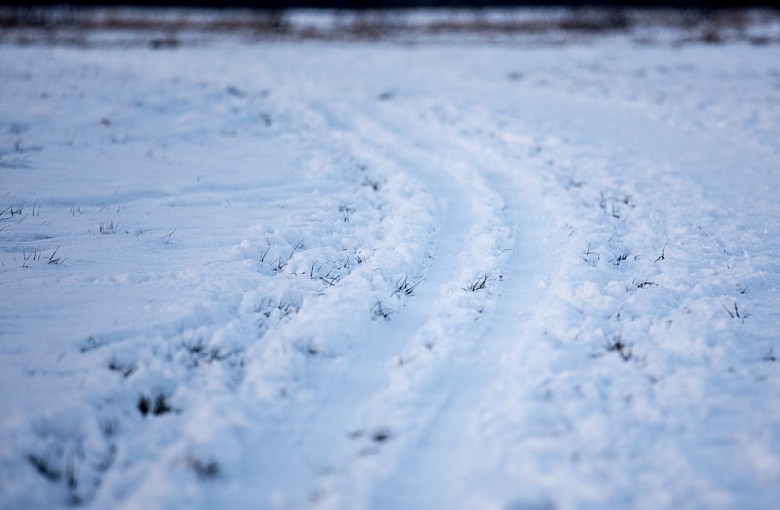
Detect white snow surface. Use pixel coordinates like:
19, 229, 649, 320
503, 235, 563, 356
1, 22, 780, 510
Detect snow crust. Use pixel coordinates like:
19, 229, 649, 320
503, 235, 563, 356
1, 21, 779, 510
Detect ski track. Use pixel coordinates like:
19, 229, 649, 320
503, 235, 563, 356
1, 33, 780, 510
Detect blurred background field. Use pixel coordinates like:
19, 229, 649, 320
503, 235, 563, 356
2, 3, 779, 46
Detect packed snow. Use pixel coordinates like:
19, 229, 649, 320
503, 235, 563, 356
1, 11, 779, 510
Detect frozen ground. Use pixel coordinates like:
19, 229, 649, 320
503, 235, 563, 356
1, 11, 779, 510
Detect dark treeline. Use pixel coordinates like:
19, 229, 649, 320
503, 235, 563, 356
2, 0, 779, 9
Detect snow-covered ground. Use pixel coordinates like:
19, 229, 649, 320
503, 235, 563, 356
1, 11, 779, 509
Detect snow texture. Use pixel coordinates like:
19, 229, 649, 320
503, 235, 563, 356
1, 14, 779, 510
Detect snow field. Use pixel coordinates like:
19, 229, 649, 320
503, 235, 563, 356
2, 27, 780, 510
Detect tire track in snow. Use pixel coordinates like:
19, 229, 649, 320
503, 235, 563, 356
306, 69, 780, 508
151, 97, 449, 509
365, 162, 554, 510
373, 86, 780, 509
284, 98, 515, 509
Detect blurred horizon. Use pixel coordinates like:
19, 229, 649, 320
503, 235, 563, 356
2, 0, 779, 10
